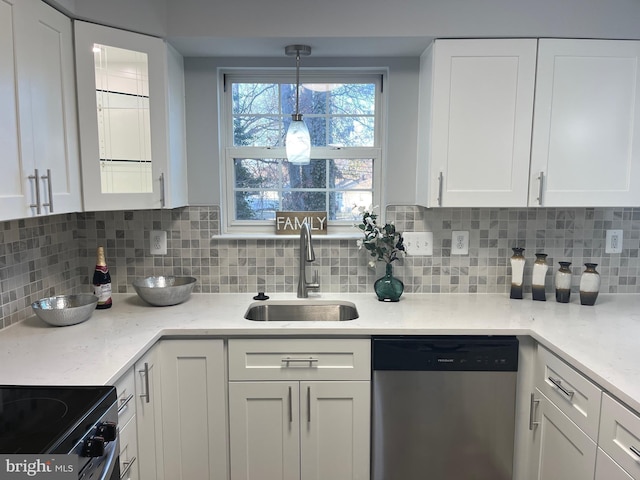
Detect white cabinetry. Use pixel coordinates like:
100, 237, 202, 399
114, 369, 138, 480
418, 38, 640, 208
228, 338, 371, 480
417, 39, 537, 207
0, 0, 81, 221
596, 449, 634, 480
530, 40, 640, 207
598, 393, 640, 479
159, 339, 228, 480
529, 345, 602, 479
75, 21, 188, 211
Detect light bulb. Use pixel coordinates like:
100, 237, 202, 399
286, 119, 311, 165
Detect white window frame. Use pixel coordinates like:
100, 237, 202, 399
219, 69, 386, 236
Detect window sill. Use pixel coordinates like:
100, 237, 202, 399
211, 233, 360, 241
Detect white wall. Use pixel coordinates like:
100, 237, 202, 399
183, 56, 420, 206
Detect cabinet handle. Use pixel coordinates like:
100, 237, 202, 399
437, 171, 444, 206
288, 386, 293, 424
548, 376, 574, 400
118, 393, 134, 414
630, 446, 640, 458
120, 456, 137, 480
138, 362, 150, 403
28, 169, 42, 214
529, 393, 540, 430
307, 386, 311, 423
536, 171, 545, 206
41, 169, 54, 212
159, 172, 166, 208
282, 357, 319, 367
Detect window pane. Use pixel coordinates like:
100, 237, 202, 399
328, 159, 373, 189
234, 158, 283, 189
234, 116, 282, 146
330, 117, 374, 147
232, 83, 280, 114
331, 191, 373, 221
330, 84, 375, 115
284, 160, 326, 189
235, 191, 279, 220
282, 191, 326, 212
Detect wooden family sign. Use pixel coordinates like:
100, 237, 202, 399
275, 211, 328, 235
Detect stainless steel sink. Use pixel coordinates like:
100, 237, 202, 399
244, 300, 358, 321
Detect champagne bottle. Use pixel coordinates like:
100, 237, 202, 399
93, 246, 112, 309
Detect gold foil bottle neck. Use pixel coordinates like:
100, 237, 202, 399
96, 246, 107, 267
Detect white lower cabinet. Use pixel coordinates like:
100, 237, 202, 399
114, 367, 138, 480
159, 339, 228, 480
596, 448, 634, 480
530, 390, 597, 479
228, 338, 371, 480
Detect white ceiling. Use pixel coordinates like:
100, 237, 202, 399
167, 36, 434, 58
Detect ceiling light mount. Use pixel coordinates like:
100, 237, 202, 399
285, 44, 312, 58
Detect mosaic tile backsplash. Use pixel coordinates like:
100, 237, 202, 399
2, 205, 640, 330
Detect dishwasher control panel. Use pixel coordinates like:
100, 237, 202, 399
372, 335, 519, 372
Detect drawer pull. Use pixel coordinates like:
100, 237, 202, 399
282, 357, 319, 367
630, 446, 640, 459
529, 393, 540, 430
548, 376, 575, 400
118, 393, 134, 414
120, 456, 137, 479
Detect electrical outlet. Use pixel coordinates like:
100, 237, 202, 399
403, 232, 433, 256
150, 230, 167, 255
605, 229, 623, 254
451, 231, 469, 255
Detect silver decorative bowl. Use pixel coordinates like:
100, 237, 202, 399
132, 276, 197, 306
31, 294, 99, 327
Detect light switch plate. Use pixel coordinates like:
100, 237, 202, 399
451, 231, 469, 255
403, 232, 433, 256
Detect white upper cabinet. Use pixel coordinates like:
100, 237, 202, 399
0, 0, 81, 221
530, 39, 640, 207
417, 39, 537, 207
75, 21, 188, 211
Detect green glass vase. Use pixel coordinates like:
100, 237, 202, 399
374, 263, 404, 302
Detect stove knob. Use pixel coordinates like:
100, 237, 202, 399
96, 421, 117, 442
82, 436, 105, 457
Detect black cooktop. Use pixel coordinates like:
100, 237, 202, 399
0, 385, 116, 454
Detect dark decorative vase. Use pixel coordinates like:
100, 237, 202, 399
509, 247, 525, 299
555, 262, 572, 303
374, 263, 404, 302
580, 263, 600, 306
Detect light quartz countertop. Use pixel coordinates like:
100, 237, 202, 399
1, 292, 639, 413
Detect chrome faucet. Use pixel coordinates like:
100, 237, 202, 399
297, 222, 320, 298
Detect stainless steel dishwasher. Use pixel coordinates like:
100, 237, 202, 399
372, 335, 519, 480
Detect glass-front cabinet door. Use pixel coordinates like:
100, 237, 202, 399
74, 21, 188, 211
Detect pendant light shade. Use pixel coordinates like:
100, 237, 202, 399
285, 45, 311, 165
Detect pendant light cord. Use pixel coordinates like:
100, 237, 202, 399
295, 50, 301, 117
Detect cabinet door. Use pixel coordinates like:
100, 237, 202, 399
300, 381, 370, 480
135, 346, 163, 480
74, 21, 187, 211
0, 0, 29, 220
229, 381, 300, 480
531, 391, 597, 480
530, 39, 640, 207
160, 339, 228, 480
426, 39, 537, 207
20, 0, 80, 215
595, 448, 633, 480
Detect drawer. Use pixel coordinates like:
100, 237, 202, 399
596, 448, 633, 480
599, 393, 640, 479
228, 338, 370, 381
119, 416, 139, 480
114, 368, 136, 427
536, 345, 602, 439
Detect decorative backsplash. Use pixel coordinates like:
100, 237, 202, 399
2, 205, 639, 330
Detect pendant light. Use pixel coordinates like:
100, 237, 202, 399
285, 44, 312, 165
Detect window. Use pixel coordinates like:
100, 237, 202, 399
222, 71, 383, 234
